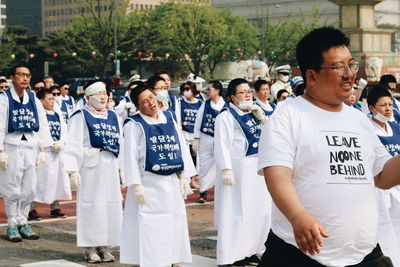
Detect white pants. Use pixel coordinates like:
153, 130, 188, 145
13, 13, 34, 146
0, 143, 37, 227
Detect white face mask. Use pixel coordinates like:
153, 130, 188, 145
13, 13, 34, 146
54, 96, 62, 104
279, 74, 290, 83
238, 100, 253, 110
89, 95, 108, 110
183, 91, 193, 99
108, 101, 115, 109
156, 90, 169, 102
374, 112, 390, 124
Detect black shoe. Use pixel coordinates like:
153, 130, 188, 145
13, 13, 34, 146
50, 209, 66, 217
232, 259, 248, 267
28, 210, 40, 221
246, 255, 260, 266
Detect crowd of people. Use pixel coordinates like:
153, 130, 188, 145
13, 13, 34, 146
1, 26, 400, 267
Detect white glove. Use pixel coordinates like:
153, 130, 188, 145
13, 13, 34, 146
125, 102, 134, 110
119, 169, 126, 188
37, 151, 46, 169
180, 178, 193, 199
250, 104, 267, 124
69, 171, 81, 190
51, 140, 64, 153
192, 138, 200, 153
133, 184, 146, 205
358, 78, 368, 90
221, 169, 235, 186
0, 151, 8, 171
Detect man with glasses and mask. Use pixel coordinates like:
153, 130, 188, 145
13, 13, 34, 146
0, 78, 10, 92
379, 74, 400, 123
0, 65, 53, 242
258, 27, 400, 266
270, 64, 292, 101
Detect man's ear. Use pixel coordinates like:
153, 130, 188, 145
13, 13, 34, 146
306, 69, 317, 86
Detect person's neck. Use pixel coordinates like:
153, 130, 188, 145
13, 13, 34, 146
303, 92, 342, 112
211, 96, 220, 103
258, 98, 268, 104
372, 117, 387, 132
186, 97, 195, 102
14, 86, 25, 98
148, 112, 159, 119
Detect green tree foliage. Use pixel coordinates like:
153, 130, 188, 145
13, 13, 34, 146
258, 5, 327, 70
47, 0, 130, 79
138, 1, 258, 77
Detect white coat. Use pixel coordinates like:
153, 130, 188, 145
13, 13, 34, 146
194, 97, 225, 192
63, 107, 123, 247
120, 110, 196, 267
371, 120, 400, 266
214, 103, 271, 265
35, 109, 71, 204
0, 87, 53, 227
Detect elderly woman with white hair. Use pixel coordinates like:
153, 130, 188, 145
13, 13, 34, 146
63, 80, 124, 264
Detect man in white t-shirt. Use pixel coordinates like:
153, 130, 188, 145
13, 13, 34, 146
258, 27, 399, 266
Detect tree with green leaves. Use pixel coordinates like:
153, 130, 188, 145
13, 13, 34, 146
257, 5, 328, 71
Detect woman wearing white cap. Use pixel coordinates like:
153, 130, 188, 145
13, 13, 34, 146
63, 80, 124, 263
214, 78, 271, 266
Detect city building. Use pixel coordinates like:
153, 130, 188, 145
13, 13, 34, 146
6, 0, 42, 36
0, 0, 6, 36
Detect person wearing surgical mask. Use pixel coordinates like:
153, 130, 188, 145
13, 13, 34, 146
114, 80, 144, 121
367, 87, 400, 266
146, 75, 174, 118
50, 85, 70, 124
270, 65, 292, 101
176, 81, 203, 189
63, 80, 124, 264
213, 78, 271, 266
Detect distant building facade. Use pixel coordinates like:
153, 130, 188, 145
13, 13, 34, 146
6, 0, 41, 36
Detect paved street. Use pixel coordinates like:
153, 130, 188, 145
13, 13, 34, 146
0, 190, 218, 267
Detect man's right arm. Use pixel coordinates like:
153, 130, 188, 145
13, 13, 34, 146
264, 165, 329, 256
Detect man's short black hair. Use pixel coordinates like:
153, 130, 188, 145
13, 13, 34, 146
128, 80, 145, 90
154, 70, 170, 77
36, 89, 52, 100
131, 83, 151, 106
208, 80, 223, 96
254, 79, 270, 92
379, 74, 397, 88
146, 75, 165, 89
9, 65, 29, 76
296, 27, 350, 83
367, 86, 392, 107
0, 79, 7, 84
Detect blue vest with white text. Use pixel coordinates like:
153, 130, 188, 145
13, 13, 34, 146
63, 96, 74, 111
46, 112, 61, 141
223, 105, 262, 156
169, 95, 176, 112
378, 121, 400, 157
131, 111, 184, 176
81, 109, 120, 157
180, 98, 202, 133
256, 101, 276, 117
4, 89, 39, 133
200, 100, 225, 137
60, 100, 69, 123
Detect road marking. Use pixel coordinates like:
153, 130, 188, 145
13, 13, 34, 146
20, 259, 86, 267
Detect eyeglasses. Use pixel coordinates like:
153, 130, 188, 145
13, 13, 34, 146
53, 92, 61, 96
206, 87, 215, 92
139, 94, 157, 106
34, 87, 44, 91
15, 72, 32, 78
63, 87, 69, 90
183, 87, 191, 91
236, 89, 253, 95
320, 62, 360, 76
0, 85, 9, 89
153, 86, 165, 90
278, 72, 290, 76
